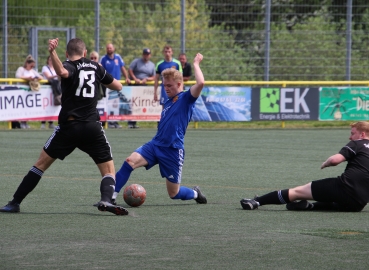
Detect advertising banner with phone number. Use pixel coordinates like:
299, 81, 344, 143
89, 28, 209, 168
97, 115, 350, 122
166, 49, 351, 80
320, 87, 369, 121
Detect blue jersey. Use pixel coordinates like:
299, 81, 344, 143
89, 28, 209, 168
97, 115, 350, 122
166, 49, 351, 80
152, 90, 197, 149
156, 59, 182, 104
100, 54, 125, 80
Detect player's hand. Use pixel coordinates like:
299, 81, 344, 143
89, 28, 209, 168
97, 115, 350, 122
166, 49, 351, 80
126, 78, 131, 85
153, 92, 159, 102
193, 53, 203, 65
48, 38, 59, 53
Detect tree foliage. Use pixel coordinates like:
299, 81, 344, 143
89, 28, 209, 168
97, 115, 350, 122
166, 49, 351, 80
76, 0, 256, 80
268, 10, 369, 81
1, 0, 368, 81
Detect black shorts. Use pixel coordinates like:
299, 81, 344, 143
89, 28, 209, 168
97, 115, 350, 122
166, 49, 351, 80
311, 177, 365, 212
43, 121, 113, 164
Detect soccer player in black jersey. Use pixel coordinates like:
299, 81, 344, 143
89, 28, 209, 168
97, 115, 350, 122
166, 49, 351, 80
0, 38, 128, 215
241, 121, 369, 212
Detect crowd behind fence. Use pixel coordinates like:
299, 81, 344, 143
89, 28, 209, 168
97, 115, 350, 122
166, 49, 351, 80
1, 0, 369, 82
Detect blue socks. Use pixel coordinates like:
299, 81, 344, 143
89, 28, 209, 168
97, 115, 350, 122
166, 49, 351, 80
171, 186, 195, 200
115, 162, 195, 201
115, 161, 134, 193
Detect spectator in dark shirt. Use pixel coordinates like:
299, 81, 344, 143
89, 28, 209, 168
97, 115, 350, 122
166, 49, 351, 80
179, 53, 192, 82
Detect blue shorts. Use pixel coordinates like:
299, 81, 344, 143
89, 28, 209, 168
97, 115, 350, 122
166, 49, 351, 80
160, 86, 169, 105
135, 141, 184, 183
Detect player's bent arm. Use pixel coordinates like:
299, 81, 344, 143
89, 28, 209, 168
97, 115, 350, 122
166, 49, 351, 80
122, 66, 130, 82
105, 79, 123, 91
50, 50, 69, 78
321, 153, 346, 169
128, 69, 136, 81
190, 54, 205, 98
153, 74, 160, 100
154, 74, 160, 91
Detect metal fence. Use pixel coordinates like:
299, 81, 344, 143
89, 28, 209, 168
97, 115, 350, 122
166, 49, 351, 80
1, 0, 369, 81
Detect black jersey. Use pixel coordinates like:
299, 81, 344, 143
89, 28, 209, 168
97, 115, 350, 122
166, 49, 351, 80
182, 62, 192, 78
339, 139, 369, 205
58, 58, 114, 123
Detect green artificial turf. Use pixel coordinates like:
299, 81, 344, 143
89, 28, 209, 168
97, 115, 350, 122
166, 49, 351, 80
0, 128, 368, 269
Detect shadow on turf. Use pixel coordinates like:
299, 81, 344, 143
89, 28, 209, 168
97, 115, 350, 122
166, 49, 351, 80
237, 207, 369, 213
116, 202, 199, 207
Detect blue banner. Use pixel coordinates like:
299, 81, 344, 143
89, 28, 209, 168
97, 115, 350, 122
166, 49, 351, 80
192, 87, 251, 121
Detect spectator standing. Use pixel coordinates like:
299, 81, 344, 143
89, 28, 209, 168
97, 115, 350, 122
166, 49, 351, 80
15, 55, 43, 129
90, 50, 99, 62
154, 45, 182, 106
128, 48, 156, 128
90, 51, 107, 127
41, 55, 58, 129
100, 43, 130, 129
179, 53, 192, 82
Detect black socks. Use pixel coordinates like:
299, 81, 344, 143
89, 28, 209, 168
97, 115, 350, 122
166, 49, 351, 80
100, 175, 115, 203
12, 166, 44, 204
255, 189, 291, 206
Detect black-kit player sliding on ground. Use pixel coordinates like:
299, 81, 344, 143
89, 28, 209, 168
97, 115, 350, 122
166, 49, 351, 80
0, 37, 128, 215
241, 121, 369, 212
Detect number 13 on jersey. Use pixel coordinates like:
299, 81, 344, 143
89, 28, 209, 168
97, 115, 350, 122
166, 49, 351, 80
76, 70, 95, 97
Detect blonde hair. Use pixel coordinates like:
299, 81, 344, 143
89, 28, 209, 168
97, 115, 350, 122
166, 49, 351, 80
350, 121, 369, 135
90, 51, 99, 60
161, 68, 183, 83
23, 55, 35, 68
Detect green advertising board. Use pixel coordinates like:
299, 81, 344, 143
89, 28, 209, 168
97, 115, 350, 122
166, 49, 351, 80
320, 87, 369, 121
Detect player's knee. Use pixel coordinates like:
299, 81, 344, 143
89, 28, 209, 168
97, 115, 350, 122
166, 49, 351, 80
170, 191, 180, 200
168, 188, 180, 199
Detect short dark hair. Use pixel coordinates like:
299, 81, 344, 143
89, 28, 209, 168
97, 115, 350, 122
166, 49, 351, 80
163, 45, 173, 52
66, 38, 86, 57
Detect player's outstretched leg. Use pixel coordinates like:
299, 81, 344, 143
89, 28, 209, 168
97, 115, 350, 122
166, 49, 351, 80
112, 161, 134, 204
241, 189, 292, 210
0, 166, 44, 213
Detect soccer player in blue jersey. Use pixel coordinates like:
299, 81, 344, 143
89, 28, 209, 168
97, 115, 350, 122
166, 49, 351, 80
112, 53, 207, 205
154, 45, 183, 105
